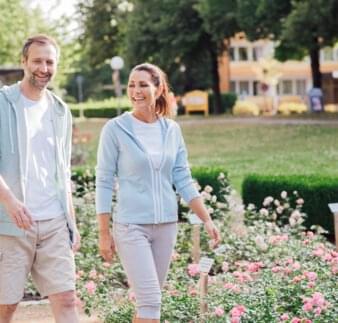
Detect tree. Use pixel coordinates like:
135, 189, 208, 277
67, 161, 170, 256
123, 0, 240, 113
237, 0, 338, 89
0, 0, 33, 65
195, 0, 239, 112
65, 0, 129, 100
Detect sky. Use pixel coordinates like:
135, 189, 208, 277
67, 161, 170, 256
25, 0, 79, 38
25, 0, 77, 21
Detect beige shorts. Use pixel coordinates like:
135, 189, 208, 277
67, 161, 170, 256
0, 215, 75, 304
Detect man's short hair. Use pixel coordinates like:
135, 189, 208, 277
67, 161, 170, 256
22, 34, 60, 60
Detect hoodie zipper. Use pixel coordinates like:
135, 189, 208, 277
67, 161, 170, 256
116, 115, 172, 223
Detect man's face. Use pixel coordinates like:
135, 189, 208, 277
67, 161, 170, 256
22, 42, 58, 90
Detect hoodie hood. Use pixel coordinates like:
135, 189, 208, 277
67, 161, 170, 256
115, 111, 173, 136
0, 82, 67, 116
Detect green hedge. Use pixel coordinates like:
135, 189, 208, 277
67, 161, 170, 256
72, 166, 226, 197
70, 107, 130, 118
242, 174, 338, 233
208, 92, 237, 114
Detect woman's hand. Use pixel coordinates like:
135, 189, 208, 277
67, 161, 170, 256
98, 232, 115, 263
204, 219, 221, 248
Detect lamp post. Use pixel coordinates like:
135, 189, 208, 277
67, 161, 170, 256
110, 56, 124, 116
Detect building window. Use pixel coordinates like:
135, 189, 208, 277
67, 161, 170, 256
322, 47, 334, 61
253, 81, 259, 95
296, 80, 306, 96
230, 81, 236, 93
239, 81, 249, 95
238, 47, 248, 61
253, 46, 263, 61
229, 47, 235, 61
281, 80, 293, 95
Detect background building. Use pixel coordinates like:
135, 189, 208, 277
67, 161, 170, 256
219, 34, 338, 104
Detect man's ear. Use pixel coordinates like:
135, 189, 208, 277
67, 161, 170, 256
21, 56, 27, 66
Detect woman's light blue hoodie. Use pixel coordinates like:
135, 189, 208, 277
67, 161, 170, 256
95, 112, 200, 224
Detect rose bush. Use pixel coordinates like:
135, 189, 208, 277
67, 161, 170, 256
68, 175, 338, 322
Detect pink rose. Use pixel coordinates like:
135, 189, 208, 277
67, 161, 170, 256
304, 271, 317, 281
214, 306, 224, 317
187, 263, 200, 277
89, 269, 97, 279
85, 281, 96, 295
280, 313, 289, 321
290, 318, 301, 323
230, 304, 246, 318
222, 261, 229, 272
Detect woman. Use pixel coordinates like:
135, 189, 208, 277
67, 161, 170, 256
95, 63, 220, 323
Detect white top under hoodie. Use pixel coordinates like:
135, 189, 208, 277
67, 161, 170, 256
21, 94, 64, 220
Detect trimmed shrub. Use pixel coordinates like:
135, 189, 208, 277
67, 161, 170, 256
72, 166, 227, 199
191, 165, 227, 196
233, 100, 260, 116
278, 102, 307, 115
83, 107, 129, 118
70, 108, 80, 118
209, 92, 237, 114
242, 174, 338, 233
68, 97, 131, 118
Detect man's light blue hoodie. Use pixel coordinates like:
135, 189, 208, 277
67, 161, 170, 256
0, 83, 75, 240
96, 112, 200, 224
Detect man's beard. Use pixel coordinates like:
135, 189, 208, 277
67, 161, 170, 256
29, 73, 52, 90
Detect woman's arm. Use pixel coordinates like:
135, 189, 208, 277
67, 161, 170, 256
189, 196, 221, 247
97, 213, 115, 262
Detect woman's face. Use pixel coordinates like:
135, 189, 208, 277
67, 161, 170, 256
127, 70, 159, 112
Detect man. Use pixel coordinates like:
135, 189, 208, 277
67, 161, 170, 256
0, 34, 80, 323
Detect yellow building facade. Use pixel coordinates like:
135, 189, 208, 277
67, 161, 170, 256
218, 34, 338, 104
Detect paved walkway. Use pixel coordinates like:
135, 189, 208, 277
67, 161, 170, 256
13, 300, 101, 323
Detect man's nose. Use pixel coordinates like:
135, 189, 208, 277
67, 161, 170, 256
39, 62, 48, 72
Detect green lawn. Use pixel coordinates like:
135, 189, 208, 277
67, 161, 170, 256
75, 116, 338, 192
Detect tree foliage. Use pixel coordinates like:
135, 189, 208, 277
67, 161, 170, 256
237, 0, 338, 88
0, 0, 48, 65
124, 0, 240, 113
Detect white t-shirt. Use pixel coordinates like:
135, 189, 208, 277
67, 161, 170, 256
21, 94, 64, 220
130, 113, 163, 168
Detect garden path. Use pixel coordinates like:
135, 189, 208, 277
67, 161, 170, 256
13, 301, 101, 323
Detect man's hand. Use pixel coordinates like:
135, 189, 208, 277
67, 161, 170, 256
72, 227, 81, 252
204, 219, 221, 248
3, 194, 33, 230
98, 232, 115, 263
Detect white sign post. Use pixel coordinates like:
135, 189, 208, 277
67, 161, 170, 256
188, 213, 203, 263
198, 257, 214, 318
328, 203, 338, 250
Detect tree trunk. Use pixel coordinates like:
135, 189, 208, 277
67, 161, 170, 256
309, 45, 321, 88
208, 45, 222, 114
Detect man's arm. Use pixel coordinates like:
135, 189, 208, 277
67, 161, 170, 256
0, 175, 32, 229
68, 191, 81, 252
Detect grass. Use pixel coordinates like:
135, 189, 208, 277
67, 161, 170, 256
74, 115, 338, 192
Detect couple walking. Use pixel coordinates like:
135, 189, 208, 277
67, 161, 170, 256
0, 34, 220, 323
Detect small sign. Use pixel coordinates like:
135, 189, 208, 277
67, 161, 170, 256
213, 244, 226, 255
328, 203, 338, 214
188, 213, 203, 225
199, 257, 214, 273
